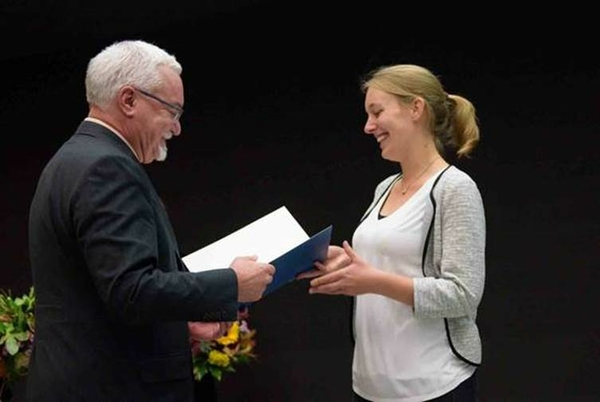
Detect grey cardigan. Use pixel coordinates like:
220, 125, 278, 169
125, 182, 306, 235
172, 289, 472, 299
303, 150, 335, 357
358, 165, 485, 366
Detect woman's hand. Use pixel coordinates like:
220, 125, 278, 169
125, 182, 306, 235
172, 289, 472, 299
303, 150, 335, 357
296, 244, 352, 280
307, 241, 377, 296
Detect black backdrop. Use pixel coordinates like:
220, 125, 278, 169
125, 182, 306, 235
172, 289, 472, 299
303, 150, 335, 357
1, 1, 599, 400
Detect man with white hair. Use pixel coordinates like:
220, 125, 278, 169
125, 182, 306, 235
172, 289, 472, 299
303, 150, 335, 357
26, 40, 275, 400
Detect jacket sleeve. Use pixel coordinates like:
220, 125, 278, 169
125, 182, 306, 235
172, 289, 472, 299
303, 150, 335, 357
72, 155, 238, 324
413, 175, 486, 319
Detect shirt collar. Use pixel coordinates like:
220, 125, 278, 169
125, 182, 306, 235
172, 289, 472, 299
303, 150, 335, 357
84, 117, 141, 162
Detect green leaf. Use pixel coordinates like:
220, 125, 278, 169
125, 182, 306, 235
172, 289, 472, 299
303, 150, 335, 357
6, 335, 19, 355
14, 331, 29, 342
208, 366, 222, 381
192, 364, 208, 382
237, 355, 252, 364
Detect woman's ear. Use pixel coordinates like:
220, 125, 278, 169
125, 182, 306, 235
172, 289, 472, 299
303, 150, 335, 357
410, 96, 426, 121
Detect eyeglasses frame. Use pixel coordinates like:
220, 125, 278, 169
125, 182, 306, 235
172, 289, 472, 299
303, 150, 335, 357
134, 87, 184, 121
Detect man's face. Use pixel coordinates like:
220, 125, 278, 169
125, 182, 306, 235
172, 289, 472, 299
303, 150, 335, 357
135, 66, 184, 164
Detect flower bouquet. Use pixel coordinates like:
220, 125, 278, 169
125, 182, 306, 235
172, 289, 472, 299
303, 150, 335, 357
0, 286, 258, 397
0, 287, 35, 397
191, 308, 257, 381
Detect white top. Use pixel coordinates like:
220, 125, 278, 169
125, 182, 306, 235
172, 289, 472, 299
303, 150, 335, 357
352, 171, 475, 402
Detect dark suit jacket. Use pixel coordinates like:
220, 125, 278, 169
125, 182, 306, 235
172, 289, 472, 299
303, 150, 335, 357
26, 120, 239, 401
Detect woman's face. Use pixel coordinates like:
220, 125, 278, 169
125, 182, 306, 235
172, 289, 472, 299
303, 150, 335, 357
363, 87, 416, 162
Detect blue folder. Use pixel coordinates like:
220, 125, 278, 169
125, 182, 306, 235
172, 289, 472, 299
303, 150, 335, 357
263, 225, 333, 296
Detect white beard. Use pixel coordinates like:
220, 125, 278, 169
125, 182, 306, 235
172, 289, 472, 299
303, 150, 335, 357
156, 142, 168, 162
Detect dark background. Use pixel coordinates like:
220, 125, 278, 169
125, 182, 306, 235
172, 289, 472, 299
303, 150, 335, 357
1, 1, 599, 401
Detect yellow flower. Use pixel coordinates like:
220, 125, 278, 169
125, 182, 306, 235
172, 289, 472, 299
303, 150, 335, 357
207, 350, 230, 367
216, 321, 240, 346
191, 316, 257, 382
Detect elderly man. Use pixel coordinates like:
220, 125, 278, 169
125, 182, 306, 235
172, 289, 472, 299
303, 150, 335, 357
26, 40, 274, 400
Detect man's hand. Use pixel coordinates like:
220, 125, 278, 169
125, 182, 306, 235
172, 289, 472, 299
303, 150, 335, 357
188, 321, 230, 341
229, 255, 275, 303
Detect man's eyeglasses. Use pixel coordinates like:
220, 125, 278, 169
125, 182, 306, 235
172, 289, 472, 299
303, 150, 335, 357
134, 87, 184, 121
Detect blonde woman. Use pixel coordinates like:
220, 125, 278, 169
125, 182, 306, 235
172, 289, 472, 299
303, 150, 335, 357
303, 64, 485, 402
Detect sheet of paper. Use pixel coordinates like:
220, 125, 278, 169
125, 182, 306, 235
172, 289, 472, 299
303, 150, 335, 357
183, 206, 310, 272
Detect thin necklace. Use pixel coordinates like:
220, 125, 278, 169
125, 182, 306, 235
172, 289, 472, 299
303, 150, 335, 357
400, 156, 439, 195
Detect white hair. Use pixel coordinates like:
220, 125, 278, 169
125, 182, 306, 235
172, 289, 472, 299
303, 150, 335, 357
85, 40, 182, 107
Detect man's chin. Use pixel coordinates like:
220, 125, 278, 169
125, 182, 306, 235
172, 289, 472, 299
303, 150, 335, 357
155, 146, 168, 162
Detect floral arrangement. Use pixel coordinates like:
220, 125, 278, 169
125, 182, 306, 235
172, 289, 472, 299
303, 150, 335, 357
0, 287, 35, 394
0, 286, 257, 395
191, 307, 257, 381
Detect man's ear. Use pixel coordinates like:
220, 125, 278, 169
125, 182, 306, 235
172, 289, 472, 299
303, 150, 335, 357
119, 86, 136, 117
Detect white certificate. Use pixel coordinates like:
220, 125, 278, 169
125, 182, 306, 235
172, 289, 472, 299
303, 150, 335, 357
183, 206, 309, 272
